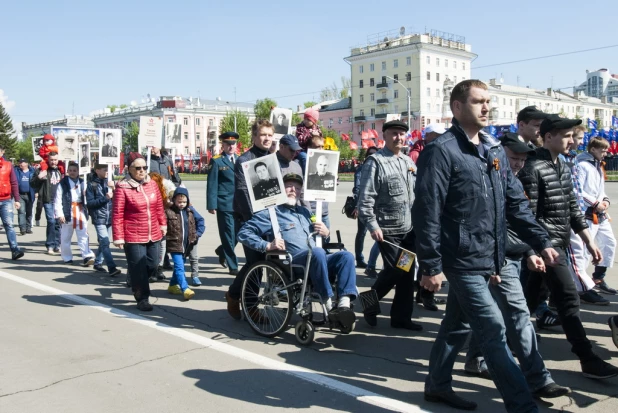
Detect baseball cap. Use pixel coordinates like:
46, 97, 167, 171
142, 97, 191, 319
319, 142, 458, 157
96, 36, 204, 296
283, 173, 303, 185
382, 120, 409, 133
499, 133, 535, 154
280, 134, 302, 151
424, 123, 446, 135
517, 106, 547, 123
539, 114, 582, 138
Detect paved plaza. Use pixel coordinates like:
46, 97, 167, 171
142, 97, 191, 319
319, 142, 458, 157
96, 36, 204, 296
0, 181, 617, 412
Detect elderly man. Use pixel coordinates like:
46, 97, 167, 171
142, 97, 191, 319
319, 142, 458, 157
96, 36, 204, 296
358, 120, 419, 330
238, 172, 357, 327
410, 123, 446, 163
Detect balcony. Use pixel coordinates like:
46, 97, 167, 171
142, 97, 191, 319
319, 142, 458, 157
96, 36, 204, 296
375, 113, 388, 119
376, 82, 389, 89
377, 98, 389, 105
354, 115, 366, 122
576, 106, 585, 118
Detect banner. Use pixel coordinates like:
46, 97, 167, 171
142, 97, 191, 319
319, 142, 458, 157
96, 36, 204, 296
138, 116, 163, 149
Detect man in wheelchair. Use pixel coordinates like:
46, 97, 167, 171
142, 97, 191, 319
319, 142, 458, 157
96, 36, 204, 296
237, 173, 358, 325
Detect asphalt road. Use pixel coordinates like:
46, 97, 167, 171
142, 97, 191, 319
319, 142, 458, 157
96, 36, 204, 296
0, 181, 617, 412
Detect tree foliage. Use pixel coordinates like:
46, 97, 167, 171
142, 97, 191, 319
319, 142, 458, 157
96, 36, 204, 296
0, 103, 17, 158
254, 98, 277, 120
122, 121, 140, 152
322, 127, 358, 160
106, 104, 128, 113
292, 112, 302, 126
219, 110, 252, 150
303, 101, 317, 109
15, 139, 34, 163
319, 77, 351, 101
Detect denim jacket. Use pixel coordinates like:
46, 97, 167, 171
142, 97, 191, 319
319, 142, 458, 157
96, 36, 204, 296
358, 146, 416, 235
237, 204, 315, 258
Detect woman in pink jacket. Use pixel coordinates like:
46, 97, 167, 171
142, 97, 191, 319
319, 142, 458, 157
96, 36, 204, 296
113, 152, 167, 311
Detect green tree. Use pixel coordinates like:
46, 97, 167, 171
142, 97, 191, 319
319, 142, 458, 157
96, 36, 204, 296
122, 121, 139, 152
292, 112, 302, 126
254, 98, 277, 120
219, 110, 252, 150
0, 103, 17, 158
322, 128, 358, 160
119, 104, 128, 109
340, 76, 351, 99
106, 104, 118, 113
303, 101, 317, 109
15, 139, 34, 163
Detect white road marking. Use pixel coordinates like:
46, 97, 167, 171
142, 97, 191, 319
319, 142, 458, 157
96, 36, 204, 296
0, 270, 427, 413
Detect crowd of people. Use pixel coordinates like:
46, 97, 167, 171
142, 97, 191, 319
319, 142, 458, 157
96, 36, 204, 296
2, 79, 618, 412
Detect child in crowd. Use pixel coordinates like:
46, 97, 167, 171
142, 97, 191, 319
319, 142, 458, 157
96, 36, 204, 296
54, 162, 95, 265
39, 134, 65, 174
166, 187, 198, 300
86, 164, 121, 276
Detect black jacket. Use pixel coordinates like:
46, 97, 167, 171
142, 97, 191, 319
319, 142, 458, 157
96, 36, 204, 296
150, 154, 181, 185
518, 147, 588, 249
412, 119, 552, 276
86, 175, 112, 226
30, 167, 61, 204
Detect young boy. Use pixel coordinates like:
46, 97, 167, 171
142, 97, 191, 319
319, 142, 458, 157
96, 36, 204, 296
86, 164, 121, 276
568, 137, 617, 302
54, 162, 95, 265
186, 204, 205, 286
166, 187, 197, 300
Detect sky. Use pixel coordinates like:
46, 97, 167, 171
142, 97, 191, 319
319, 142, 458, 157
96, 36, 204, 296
2, 0, 617, 133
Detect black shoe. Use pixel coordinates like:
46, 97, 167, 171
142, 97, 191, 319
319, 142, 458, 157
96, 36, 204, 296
421, 297, 439, 311
391, 319, 423, 331
126, 274, 132, 288
364, 267, 378, 278
579, 290, 610, 306
26, 229, 33, 234
53, 247, 60, 253
215, 246, 228, 268
109, 268, 121, 277
229, 269, 239, 275
12, 250, 24, 260
581, 355, 618, 379
82, 257, 95, 267
162, 263, 173, 270
363, 313, 377, 327
356, 261, 368, 269
93, 264, 107, 273
156, 266, 166, 281
136, 300, 153, 312
434, 297, 447, 305
64, 260, 73, 264
19, 231, 26, 236
533, 382, 570, 399
609, 316, 618, 349
537, 310, 561, 329
594, 280, 617, 295
148, 275, 157, 283
424, 390, 477, 410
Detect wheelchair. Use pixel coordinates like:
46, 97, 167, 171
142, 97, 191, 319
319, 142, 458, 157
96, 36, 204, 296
240, 231, 356, 346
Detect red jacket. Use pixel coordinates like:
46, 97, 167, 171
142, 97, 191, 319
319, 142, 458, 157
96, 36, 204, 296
112, 176, 166, 244
0, 159, 19, 202
409, 140, 425, 163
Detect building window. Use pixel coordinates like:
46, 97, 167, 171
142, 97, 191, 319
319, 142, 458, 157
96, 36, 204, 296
394, 59, 398, 68
454, 76, 457, 82
427, 103, 431, 112
491, 96, 497, 102
427, 71, 431, 80
394, 105, 399, 113
394, 90, 399, 99
462, 62, 466, 71
436, 73, 440, 82
370, 93, 375, 101
184, 147, 189, 155
360, 109, 364, 116
329, 119, 333, 127
360, 124, 365, 132
445, 59, 449, 68
196, 147, 201, 155
436, 104, 441, 113
406, 56, 411, 65
503, 98, 506, 105
510, 112, 513, 118
370, 78, 374, 86
370, 108, 375, 116
370, 122, 375, 130
436, 88, 440, 97
436, 58, 440, 67
359, 80, 364, 88
381, 61, 386, 70
183, 118, 189, 126
453, 61, 457, 69
393, 74, 398, 82
359, 65, 364, 73
426, 56, 430, 64
338, 117, 342, 124
209, 119, 214, 127
427, 88, 431, 96
382, 76, 386, 83
462, 76, 466, 80
196, 132, 200, 140
167, 117, 174, 123
510, 99, 513, 106
195, 118, 201, 126
360, 95, 364, 103
370, 63, 374, 72
184, 132, 189, 140
406, 72, 411, 81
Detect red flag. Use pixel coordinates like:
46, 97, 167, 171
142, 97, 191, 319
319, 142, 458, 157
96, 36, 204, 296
361, 131, 369, 140
369, 129, 379, 139
342, 133, 350, 141
349, 141, 358, 150
377, 139, 385, 148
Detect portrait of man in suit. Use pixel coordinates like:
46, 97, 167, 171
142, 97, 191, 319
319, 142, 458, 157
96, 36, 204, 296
101, 132, 118, 157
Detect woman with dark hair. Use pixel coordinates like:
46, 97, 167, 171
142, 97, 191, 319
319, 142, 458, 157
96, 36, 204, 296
113, 153, 167, 311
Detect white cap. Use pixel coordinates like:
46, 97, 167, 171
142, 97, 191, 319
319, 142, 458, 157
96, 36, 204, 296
424, 123, 447, 135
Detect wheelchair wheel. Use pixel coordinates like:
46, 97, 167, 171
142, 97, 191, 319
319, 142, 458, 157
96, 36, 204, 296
295, 320, 314, 346
241, 261, 293, 338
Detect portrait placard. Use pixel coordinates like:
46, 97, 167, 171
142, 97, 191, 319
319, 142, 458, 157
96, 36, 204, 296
32, 136, 43, 161
242, 153, 286, 213
99, 129, 121, 165
78, 142, 91, 175
51, 127, 99, 163
303, 149, 340, 203
270, 107, 292, 140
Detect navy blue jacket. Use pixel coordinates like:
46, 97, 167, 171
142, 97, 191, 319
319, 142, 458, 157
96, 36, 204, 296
86, 175, 112, 226
59, 176, 89, 222
188, 205, 205, 238
412, 119, 551, 277
14, 166, 36, 200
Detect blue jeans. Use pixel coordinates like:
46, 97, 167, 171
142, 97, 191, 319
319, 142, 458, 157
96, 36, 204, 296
292, 248, 357, 301
426, 272, 537, 413
466, 259, 553, 392
18, 193, 34, 232
355, 217, 380, 265
94, 224, 116, 269
0, 200, 19, 252
43, 202, 60, 250
169, 252, 189, 291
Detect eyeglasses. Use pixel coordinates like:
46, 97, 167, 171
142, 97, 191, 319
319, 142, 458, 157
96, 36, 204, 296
132, 166, 148, 171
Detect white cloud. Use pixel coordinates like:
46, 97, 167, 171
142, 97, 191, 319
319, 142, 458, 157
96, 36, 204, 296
0, 89, 16, 111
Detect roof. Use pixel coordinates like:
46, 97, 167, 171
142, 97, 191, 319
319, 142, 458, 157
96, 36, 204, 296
319, 98, 352, 112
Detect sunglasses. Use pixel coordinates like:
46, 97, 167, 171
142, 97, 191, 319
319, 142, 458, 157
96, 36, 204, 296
132, 166, 148, 171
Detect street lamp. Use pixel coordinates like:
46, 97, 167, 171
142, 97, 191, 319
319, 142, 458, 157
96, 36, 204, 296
384, 75, 411, 128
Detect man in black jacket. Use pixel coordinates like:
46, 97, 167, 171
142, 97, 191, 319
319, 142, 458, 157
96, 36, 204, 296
30, 152, 62, 255
519, 114, 618, 379
149, 147, 181, 185
413, 80, 559, 411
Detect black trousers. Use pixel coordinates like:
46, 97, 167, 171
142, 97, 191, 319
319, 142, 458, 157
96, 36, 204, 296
372, 230, 415, 322
124, 241, 160, 303
525, 247, 593, 360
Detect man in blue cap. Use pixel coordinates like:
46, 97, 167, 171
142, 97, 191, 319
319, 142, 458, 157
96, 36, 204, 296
208, 131, 240, 275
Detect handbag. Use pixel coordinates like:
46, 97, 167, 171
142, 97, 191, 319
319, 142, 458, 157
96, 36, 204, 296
342, 196, 356, 219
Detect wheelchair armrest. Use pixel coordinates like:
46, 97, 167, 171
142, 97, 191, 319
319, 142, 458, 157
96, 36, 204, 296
323, 242, 345, 250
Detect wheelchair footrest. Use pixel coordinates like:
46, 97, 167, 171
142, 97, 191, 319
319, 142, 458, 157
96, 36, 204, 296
359, 290, 381, 315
